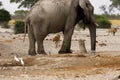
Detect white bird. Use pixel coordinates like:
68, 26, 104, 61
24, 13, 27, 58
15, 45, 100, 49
14, 55, 20, 62
14, 55, 24, 66
19, 57, 24, 66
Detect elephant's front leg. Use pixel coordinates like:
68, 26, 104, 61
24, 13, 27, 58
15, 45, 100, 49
59, 28, 74, 53
59, 10, 76, 54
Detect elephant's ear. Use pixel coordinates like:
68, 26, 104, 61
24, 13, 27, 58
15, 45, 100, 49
79, 0, 94, 22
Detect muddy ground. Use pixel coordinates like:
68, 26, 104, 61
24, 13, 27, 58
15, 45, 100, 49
0, 28, 120, 80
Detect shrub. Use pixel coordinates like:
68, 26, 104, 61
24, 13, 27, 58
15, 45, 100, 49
77, 14, 111, 29
0, 9, 11, 22
94, 15, 111, 28
14, 20, 25, 34
0, 9, 11, 28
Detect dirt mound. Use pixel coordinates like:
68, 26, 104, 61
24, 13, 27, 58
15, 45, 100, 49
0, 54, 120, 80
0, 54, 120, 68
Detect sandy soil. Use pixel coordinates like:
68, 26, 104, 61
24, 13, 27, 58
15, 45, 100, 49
0, 28, 120, 80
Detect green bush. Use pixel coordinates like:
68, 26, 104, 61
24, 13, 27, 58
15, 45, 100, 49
94, 15, 111, 28
77, 14, 111, 29
14, 20, 25, 34
0, 9, 11, 22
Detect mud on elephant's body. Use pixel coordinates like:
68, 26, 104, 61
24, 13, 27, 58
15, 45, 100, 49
26, 0, 96, 56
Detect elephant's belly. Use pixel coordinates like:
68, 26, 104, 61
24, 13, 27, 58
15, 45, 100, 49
48, 24, 65, 33
47, 16, 66, 33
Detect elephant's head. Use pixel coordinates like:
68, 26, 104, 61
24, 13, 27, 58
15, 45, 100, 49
77, 0, 96, 51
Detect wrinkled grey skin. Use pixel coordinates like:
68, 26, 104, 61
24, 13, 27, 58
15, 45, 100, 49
26, 0, 96, 56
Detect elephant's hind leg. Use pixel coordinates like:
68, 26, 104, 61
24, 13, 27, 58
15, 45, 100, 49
36, 35, 47, 55
28, 25, 37, 56
34, 22, 47, 55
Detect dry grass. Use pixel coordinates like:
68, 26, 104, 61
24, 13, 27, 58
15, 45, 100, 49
8, 20, 15, 26
109, 20, 120, 26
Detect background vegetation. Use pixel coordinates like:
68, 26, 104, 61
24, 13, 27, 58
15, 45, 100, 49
0, 0, 119, 32
94, 15, 111, 28
14, 20, 25, 34
0, 9, 11, 28
0, 9, 11, 22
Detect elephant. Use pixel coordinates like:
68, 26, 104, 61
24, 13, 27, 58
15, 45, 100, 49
26, 0, 96, 56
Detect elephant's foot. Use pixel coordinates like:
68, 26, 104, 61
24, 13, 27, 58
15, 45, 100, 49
28, 50, 37, 56
58, 49, 72, 54
37, 50, 47, 55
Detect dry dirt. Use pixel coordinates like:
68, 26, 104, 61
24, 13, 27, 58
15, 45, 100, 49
0, 28, 120, 80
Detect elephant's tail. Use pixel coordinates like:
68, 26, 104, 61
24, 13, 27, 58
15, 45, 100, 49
23, 21, 27, 42
23, 20, 29, 42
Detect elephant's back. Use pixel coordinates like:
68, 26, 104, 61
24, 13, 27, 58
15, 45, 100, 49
29, 0, 72, 17
27, 0, 74, 33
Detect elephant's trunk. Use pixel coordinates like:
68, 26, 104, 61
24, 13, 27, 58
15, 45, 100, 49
88, 23, 96, 51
